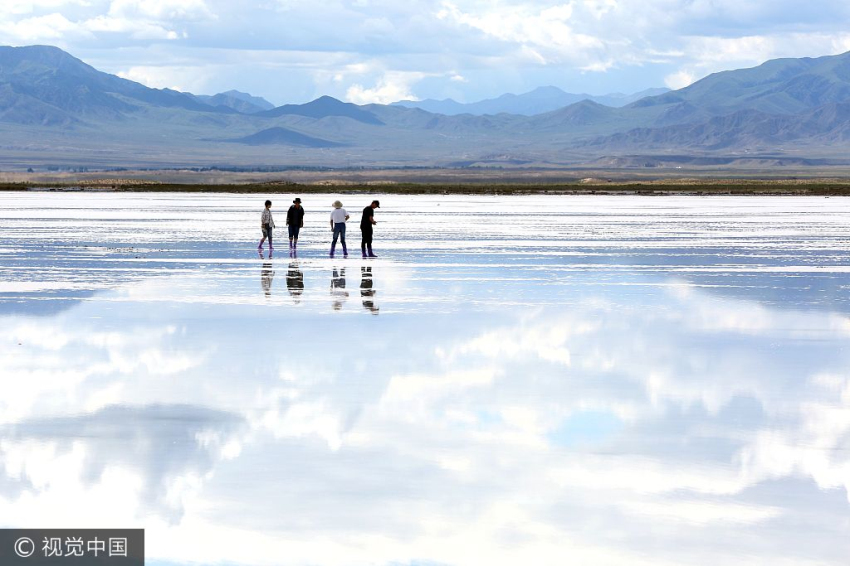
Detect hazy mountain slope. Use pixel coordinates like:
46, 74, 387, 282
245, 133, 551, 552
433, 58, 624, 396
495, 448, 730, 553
195, 90, 274, 114
0, 45, 229, 124
632, 51, 850, 117
586, 102, 850, 150
258, 96, 384, 125
393, 86, 670, 115
222, 126, 343, 147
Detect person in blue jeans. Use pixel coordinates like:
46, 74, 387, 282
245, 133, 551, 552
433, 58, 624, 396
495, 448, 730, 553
329, 200, 350, 258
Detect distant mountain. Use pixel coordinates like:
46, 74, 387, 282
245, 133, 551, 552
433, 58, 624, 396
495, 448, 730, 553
194, 90, 274, 114
3, 44, 850, 168
258, 95, 384, 125
631, 52, 850, 117
393, 86, 670, 116
222, 126, 343, 147
0, 45, 226, 125
587, 102, 850, 151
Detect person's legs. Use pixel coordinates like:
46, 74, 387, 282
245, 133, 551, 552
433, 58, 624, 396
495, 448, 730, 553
365, 227, 376, 257
361, 227, 373, 257
288, 226, 295, 248
331, 224, 340, 256
340, 224, 348, 256
267, 226, 273, 250
259, 226, 267, 250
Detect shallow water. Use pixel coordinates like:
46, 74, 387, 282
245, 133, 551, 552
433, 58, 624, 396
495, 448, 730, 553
1, 193, 849, 566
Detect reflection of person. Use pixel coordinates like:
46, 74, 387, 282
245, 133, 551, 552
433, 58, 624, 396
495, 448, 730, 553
286, 197, 305, 251
330, 200, 350, 258
286, 262, 304, 302
360, 265, 379, 314
360, 200, 380, 258
330, 267, 348, 311
258, 200, 275, 253
261, 262, 275, 297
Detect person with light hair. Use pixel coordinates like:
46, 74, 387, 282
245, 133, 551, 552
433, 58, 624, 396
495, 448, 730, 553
329, 200, 350, 258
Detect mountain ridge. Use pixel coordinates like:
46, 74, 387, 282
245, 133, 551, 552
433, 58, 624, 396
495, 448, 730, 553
393, 86, 670, 116
3, 45, 850, 167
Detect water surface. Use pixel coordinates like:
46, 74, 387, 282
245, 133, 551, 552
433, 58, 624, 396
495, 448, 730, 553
1, 193, 849, 565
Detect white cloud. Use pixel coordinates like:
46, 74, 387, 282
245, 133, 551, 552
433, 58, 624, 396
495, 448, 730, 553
437, 1, 605, 66
85, 15, 180, 39
665, 69, 695, 90
107, 0, 213, 20
346, 71, 427, 104
0, 0, 91, 16
3, 13, 87, 41
3, 0, 850, 102
117, 65, 209, 91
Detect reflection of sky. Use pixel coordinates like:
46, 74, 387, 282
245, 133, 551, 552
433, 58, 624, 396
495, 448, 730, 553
1, 193, 850, 565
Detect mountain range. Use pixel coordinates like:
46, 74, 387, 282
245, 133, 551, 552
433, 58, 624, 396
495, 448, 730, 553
2, 44, 850, 169
393, 86, 670, 116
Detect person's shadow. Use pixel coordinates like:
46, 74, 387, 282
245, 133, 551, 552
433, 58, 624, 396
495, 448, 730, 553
286, 262, 304, 303
360, 266, 379, 314
330, 267, 349, 311
261, 262, 275, 297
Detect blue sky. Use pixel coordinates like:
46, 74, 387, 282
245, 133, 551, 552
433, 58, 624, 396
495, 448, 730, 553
2, 0, 850, 105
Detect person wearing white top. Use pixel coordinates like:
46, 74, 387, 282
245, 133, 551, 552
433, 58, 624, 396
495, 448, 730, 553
258, 199, 275, 253
329, 200, 350, 258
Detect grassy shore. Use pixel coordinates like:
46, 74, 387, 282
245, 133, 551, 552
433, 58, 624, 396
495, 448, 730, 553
3, 180, 850, 195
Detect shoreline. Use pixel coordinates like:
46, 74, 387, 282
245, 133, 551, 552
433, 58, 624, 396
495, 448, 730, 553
2, 181, 850, 196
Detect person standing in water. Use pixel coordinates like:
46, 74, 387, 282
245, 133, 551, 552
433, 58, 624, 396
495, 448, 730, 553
258, 200, 274, 253
329, 200, 350, 258
360, 200, 380, 258
286, 197, 305, 251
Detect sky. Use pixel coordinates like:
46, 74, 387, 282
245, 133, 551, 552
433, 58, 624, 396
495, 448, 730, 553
2, 0, 850, 106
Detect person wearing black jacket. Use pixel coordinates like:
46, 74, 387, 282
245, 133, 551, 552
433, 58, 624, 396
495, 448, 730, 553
286, 197, 305, 251
360, 200, 380, 258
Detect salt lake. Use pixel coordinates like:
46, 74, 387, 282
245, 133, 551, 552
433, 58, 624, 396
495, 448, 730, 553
1, 192, 849, 565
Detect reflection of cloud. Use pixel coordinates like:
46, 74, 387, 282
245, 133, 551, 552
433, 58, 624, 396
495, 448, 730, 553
0, 320, 205, 424
3, 271, 850, 564
0, 404, 244, 523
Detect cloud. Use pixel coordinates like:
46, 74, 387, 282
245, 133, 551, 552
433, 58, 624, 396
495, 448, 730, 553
665, 69, 695, 90
3, 0, 850, 103
2, 13, 87, 41
107, 0, 213, 20
117, 65, 208, 91
84, 15, 181, 39
437, 1, 606, 66
346, 71, 428, 104
0, 0, 91, 17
